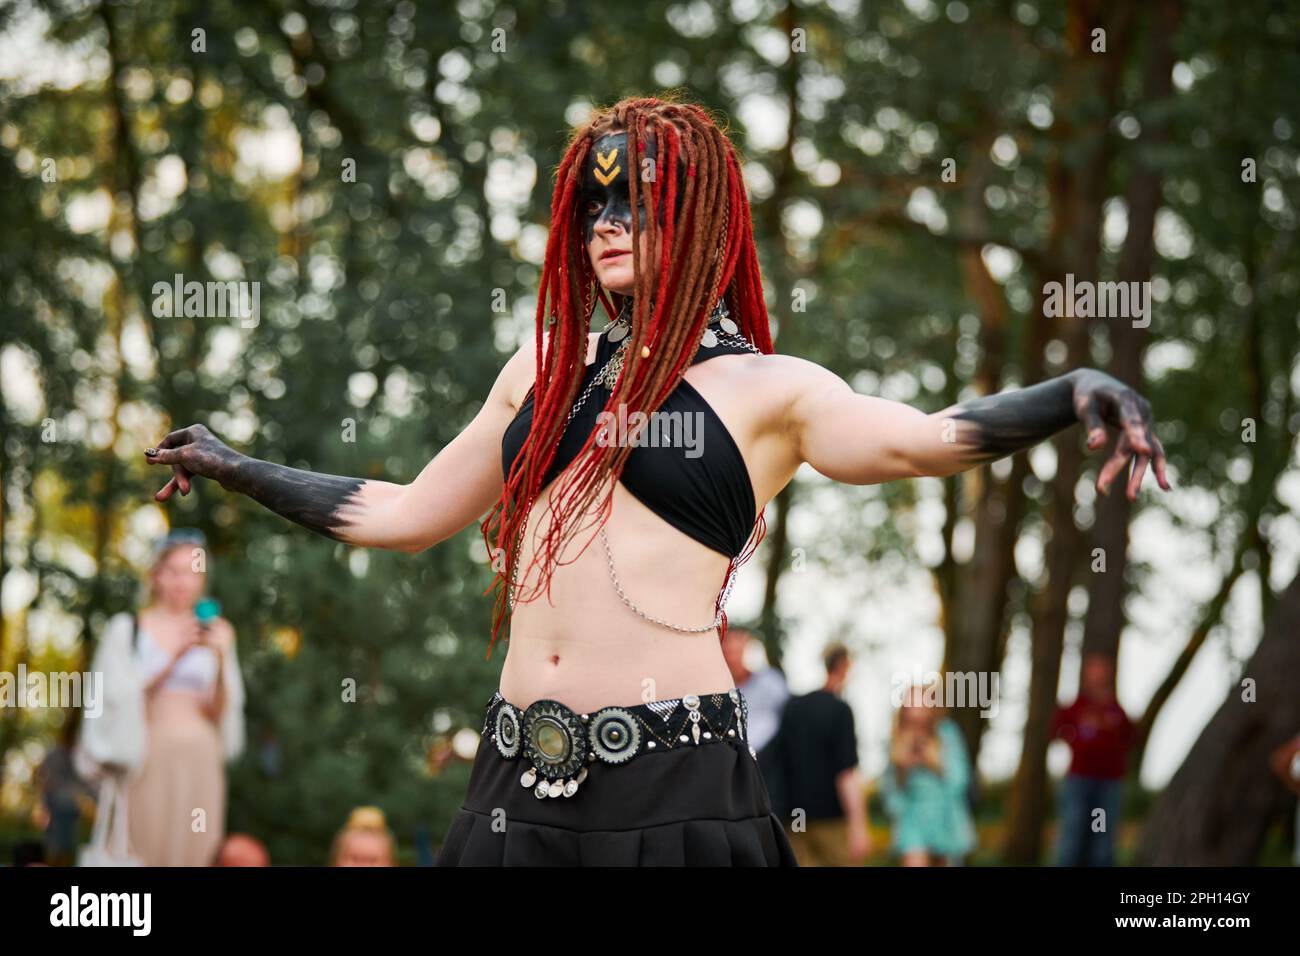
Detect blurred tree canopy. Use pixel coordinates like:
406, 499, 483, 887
1, 0, 1297, 863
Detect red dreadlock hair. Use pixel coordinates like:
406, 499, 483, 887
479, 95, 774, 657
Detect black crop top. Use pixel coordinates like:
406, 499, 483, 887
501, 318, 759, 558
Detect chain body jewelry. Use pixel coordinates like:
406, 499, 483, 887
598, 527, 722, 632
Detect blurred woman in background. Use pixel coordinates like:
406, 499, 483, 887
130, 528, 245, 865
79, 527, 245, 866
880, 684, 976, 866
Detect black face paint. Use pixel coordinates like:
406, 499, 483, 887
580, 131, 688, 245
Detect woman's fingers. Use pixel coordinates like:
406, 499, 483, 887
144, 425, 199, 465
155, 475, 179, 502
1127, 454, 1149, 501
1084, 385, 1170, 497
153, 469, 192, 500
146, 426, 198, 498
1151, 433, 1172, 490
1116, 390, 1152, 457
1096, 435, 1132, 496
1077, 393, 1108, 450
144, 444, 183, 465
1095, 433, 1170, 499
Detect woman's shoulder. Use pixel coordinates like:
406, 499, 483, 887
209, 616, 237, 650
95, 612, 140, 663
106, 611, 137, 639
746, 351, 819, 377
501, 331, 603, 411
729, 351, 841, 413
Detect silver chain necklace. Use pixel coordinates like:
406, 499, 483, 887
508, 300, 761, 632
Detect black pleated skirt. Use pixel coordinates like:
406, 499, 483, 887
437, 705, 797, 867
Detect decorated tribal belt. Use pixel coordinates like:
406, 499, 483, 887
481, 689, 754, 799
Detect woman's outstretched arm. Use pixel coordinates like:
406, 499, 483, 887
144, 343, 534, 553
783, 357, 1171, 500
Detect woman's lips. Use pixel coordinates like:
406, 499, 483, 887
600, 250, 629, 261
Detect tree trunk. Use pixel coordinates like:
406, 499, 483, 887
1130, 543, 1246, 774
943, 144, 1028, 764
1003, 0, 1135, 863
1004, 435, 1087, 863
1080, 0, 1177, 661
1137, 568, 1300, 864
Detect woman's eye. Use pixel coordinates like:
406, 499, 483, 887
585, 200, 602, 216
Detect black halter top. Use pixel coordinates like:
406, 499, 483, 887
501, 314, 759, 558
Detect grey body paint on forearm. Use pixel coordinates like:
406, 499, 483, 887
219, 457, 365, 541
948, 372, 1078, 462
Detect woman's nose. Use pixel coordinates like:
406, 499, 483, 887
593, 213, 624, 237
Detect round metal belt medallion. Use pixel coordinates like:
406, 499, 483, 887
521, 699, 588, 780
493, 703, 521, 759
589, 707, 641, 764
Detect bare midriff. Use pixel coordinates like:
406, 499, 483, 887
144, 689, 215, 725
497, 476, 739, 714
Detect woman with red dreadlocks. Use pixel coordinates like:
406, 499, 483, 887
145, 96, 1170, 867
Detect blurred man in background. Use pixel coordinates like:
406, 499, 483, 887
1051, 654, 1135, 866
720, 626, 788, 754
762, 643, 870, 866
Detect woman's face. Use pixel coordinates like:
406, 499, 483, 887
582, 130, 665, 296
334, 830, 393, 867
900, 705, 925, 731
587, 216, 645, 296
150, 544, 205, 608
898, 687, 934, 731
